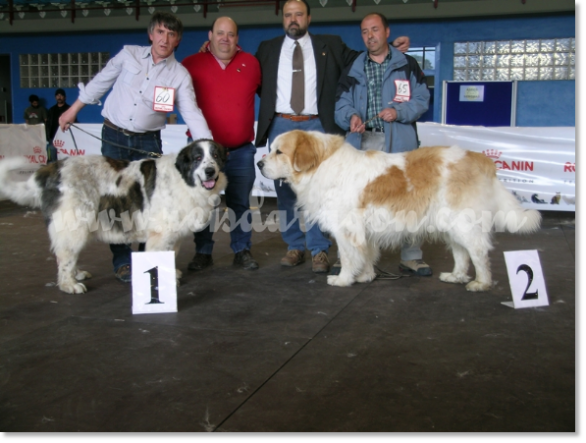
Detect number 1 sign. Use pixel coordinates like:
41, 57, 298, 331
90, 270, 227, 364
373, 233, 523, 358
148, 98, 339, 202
502, 250, 549, 309
131, 251, 178, 315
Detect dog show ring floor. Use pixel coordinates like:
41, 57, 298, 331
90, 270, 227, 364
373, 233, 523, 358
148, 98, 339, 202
0, 198, 575, 432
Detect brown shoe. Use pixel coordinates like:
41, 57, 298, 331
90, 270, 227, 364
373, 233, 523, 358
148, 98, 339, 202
312, 251, 330, 274
281, 249, 305, 267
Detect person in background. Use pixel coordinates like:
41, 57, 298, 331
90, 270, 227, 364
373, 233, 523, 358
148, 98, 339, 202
335, 12, 431, 276
45, 88, 74, 163
59, 11, 212, 284
182, 16, 261, 272
24, 94, 48, 125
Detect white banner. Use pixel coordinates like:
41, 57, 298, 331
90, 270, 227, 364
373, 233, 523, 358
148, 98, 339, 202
0, 123, 47, 163
0, 124, 46, 187
0, 123, 575, 211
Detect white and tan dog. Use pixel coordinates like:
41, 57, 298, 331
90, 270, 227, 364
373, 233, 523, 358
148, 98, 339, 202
0, 140, 227, 294
257, 130, 541, 290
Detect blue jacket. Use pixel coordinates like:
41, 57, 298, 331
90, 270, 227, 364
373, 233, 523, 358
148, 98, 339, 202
335, 46, 430, 153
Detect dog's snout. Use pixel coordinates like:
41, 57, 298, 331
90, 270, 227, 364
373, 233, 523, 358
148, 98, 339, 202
257, 160, 264, 170
204, 167, 216, 178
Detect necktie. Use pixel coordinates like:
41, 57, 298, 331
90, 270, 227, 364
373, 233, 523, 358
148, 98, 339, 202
290, 41, 305, 115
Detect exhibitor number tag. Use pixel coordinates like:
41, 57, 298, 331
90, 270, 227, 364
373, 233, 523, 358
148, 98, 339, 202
153, 86, 175, 112
393, 79, 411, 102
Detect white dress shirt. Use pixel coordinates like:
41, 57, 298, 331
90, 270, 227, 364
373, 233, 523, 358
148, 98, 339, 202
78, 45, 212, 139
276, 34, 318, 115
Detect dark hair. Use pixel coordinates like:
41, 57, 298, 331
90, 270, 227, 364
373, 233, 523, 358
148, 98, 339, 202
55, 88, 66, 97
363, 12, 389, 29
283, 0, 310, 16
211, 17, 239, 36
29, 94, 39, 102
148, 11, 183, 40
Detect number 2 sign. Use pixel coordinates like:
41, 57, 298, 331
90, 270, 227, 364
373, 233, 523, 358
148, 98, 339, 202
502, 250, 549, 309
131, 251, 178, 314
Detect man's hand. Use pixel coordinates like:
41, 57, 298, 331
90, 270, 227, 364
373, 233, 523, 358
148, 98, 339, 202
392, 36, 410, 53
378, 108, 398, 123
59, 99, 84, 132
350, 114, 365, 133
199, 41, 209, 53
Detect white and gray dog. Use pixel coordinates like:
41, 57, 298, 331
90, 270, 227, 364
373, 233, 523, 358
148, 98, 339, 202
0, 139, 227, 294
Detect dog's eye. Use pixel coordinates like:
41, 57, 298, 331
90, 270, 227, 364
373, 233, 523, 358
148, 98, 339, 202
196, 156, 202, 162
276, 149, 282, 155
213, 154, 218, 159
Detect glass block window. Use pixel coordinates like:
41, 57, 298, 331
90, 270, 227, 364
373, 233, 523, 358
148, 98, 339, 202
19, 52, 110, 88
453, 38, 574, 81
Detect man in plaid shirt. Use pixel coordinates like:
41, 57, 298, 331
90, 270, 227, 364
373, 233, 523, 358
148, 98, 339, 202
335, 12, 432, 276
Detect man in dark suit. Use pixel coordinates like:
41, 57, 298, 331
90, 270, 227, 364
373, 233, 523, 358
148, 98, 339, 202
255, 0, 409, 274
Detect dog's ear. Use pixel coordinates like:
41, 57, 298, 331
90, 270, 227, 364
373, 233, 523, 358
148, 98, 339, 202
213, 142, 227, 167
175, 145, 197, 186
293, 132, 321, 173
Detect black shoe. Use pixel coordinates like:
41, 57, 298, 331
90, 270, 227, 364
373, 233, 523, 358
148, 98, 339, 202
233, 250, 259, 270
115, 264, 132, 283
188, 253, 213, 271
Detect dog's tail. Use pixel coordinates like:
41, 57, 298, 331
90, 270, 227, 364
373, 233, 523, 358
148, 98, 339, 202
0, 157, 43, 208
491, 179, 541, 234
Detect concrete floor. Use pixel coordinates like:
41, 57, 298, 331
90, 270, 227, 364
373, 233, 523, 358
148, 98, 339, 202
0, 198, 575, 432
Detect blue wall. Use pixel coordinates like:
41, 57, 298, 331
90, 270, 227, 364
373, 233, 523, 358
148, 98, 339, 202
1, 12, 575, 127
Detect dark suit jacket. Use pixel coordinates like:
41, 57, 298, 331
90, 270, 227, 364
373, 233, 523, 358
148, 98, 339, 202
255, 33, 360, 147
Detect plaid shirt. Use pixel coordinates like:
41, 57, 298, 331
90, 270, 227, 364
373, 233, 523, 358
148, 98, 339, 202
364, 47, 392, 130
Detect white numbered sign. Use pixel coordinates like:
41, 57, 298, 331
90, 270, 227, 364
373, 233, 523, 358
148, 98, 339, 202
393, 79, 411, 102
153, 86, 175, 112
502, 250, 549, 309
131, 251, 178, 315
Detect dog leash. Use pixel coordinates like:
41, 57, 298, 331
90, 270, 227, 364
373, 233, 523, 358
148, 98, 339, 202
67, 125, 81, 156
361, 115, 380, 127
374, 266, 410, 280
67, 123, 162, 158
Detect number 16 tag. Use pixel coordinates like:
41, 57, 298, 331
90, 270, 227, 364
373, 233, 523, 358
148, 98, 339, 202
502, 250, 549, 309
131, 251, 178, 315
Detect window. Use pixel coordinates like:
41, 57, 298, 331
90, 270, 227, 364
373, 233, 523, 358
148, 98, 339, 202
407, 46, 435, 71
19, 52, 110, 88
453, 38, 575, 81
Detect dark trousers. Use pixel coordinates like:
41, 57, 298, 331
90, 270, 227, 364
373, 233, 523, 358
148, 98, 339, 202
266, 116, 331, 257
101, 124, 162, 272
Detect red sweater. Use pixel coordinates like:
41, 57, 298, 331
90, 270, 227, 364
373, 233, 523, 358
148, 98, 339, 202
182, 48, 261, 148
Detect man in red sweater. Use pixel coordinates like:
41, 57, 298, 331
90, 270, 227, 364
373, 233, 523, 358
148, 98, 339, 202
182, 16, 261, 271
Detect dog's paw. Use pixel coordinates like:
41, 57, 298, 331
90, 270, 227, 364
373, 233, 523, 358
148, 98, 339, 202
59, 282, 87, 294
439, 272, 472, 284
465, 280, 492, 292
356, 271, 376, 283
327, 275, 354, 287
75, 270, 92, 281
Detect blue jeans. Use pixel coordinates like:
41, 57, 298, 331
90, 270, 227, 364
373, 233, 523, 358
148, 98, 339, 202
267, 116, 331, 257
101, 124, 162, 272
46, 142, 58, 164
193, 142, 257, 255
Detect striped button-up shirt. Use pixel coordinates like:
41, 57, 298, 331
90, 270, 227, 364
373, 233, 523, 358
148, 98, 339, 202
78, 45, 212, 139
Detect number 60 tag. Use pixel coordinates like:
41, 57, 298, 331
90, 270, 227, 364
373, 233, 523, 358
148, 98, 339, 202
502, 250, 549, 309
131, 251, 178, 315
